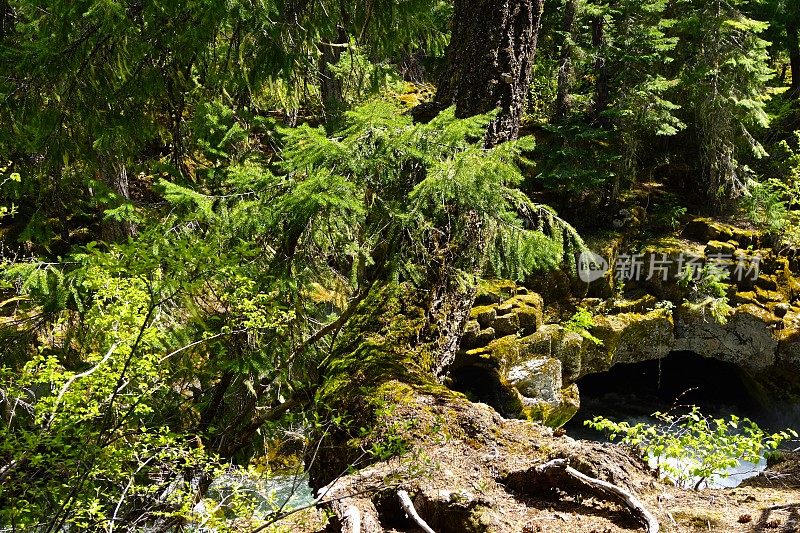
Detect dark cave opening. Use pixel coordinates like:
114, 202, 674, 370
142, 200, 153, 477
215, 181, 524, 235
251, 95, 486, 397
565, 351, 764, 439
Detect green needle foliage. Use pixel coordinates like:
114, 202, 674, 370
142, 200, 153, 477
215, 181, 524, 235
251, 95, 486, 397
672, 0, 774, 206
0, 100, 576, 529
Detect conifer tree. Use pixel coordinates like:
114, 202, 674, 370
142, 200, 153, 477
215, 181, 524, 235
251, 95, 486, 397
555, 0, 580, 123
672, 0, 773, 206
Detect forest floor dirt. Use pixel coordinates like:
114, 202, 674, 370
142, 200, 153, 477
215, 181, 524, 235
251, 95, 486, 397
272, 392, 800, 533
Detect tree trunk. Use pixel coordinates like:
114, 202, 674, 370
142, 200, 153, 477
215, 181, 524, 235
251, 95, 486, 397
592, 14, 610, 126
789, 18, 800, 97
436, 0, 545, 147
308, 0, 549, 504
555, 0, 578, 123
319, 0, 350, 121
318, 27, 347, 119
422, 210, 486, 379
100, 158, 136, 239
0, 0, 11, 39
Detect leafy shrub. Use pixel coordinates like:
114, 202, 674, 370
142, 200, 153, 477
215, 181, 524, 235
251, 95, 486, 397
564, 308, 603, 346
586, 406, 797, 490
678, 264, 732, 324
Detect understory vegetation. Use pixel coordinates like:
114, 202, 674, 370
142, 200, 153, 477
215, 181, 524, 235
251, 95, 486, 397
0, 0, 799, 530
587, 408, 798, 490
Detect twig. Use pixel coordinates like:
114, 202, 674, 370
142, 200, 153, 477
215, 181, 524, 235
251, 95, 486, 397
47, 343, 118, 428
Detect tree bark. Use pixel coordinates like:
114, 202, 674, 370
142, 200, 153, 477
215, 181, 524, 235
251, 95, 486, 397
436, 0, 545, 147
0, 0, 11, 39
788, 17, 800, 97
555, 0, 578, 123
318, 26, 347, 118
319, 0, 351, 119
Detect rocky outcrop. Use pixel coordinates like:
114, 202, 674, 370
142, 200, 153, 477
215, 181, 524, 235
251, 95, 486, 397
453, 217, 800, 428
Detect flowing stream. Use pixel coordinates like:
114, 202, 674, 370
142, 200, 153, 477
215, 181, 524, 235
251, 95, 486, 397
194, 470, 315, 523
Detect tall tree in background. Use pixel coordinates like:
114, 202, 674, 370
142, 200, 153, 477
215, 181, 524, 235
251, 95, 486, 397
436, 0, 545, 147
590, 11, 610, 127
787, 9, 800, 96
600, 0, 682, 200
555, 0, 579, 123
754, 0, 799, 98
674, 0, 773, 207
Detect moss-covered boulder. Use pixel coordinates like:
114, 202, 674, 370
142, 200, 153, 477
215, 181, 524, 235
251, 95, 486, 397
581, 309, 675, 373
505, 357, 580, 426
462, 285, 545, 351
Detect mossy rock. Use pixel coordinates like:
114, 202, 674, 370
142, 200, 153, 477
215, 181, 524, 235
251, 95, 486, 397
756, 274, 780, 292
705, 240, 737, 256
475, 279, 518, 305
777, 328, 800, 367
607, 294, 658, 314
460, 320, 481, 349
475, 327, 496, 345
755, 285, 785, 303
582, 231, 626, 298
583, 309, 674, 373
682, 217, 735, 242
518, 384, 580, 428
509, 292, 544, 308
493, 313, 520, 336
731, 291, 760, 306
506, 357, 562, 401
471, 305, 497, 327
524, 267, 573, 304
452, 345, 498, 371
675, 303, 779, 370
486, 334, 530, 369
508, 324, 585, 384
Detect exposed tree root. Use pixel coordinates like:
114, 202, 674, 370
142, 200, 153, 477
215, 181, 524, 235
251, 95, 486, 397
341, 506, 361, 533
327, 497, 381, 533
533, 458, 660, 533
397, 490, 436, 533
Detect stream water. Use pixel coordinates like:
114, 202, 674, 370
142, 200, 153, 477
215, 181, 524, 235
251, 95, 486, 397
564, 351, 800, 488
195, 470, 315, 523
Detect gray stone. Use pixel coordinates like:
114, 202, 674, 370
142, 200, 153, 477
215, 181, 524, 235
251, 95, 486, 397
493, 313, 520, 336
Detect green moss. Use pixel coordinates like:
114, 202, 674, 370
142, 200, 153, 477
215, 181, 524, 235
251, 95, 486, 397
463, 505, 497, 532
609, 294, 657, 313
705, 240, 737, 255
732, 291, 759, 305
487, 334, 528, 368
470, 304, 497, 321
755, 285, 784, 303
520, 393, 579, 428
672, 509, 724, 528
475, 279, 517, 304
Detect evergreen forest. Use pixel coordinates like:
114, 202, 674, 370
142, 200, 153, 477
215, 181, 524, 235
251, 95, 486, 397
1, 0, 800, 531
